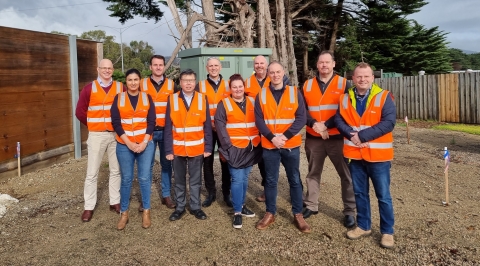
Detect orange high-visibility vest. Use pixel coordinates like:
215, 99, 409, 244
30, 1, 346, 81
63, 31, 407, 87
303, 75, 346, 137
245, 75, 270, 98
86, 80, 122, 131
259, 86, 302, 149
140, 77, 174, 127
170, 92, 207, 157
198, 79, 230, 122
339, 86, 394, 162
115, 91, 152, 144
222, 96, 260, 148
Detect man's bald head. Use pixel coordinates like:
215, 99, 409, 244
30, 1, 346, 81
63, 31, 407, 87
97, 59, 114, 83
254, 55, 268, 79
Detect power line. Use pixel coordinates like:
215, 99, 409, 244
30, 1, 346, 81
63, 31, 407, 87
2, 1, 104, 12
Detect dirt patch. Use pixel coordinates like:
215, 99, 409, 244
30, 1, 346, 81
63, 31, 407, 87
0, 124, 479, 265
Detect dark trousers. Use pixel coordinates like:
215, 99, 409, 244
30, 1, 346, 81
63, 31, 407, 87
203, 130, 231, 197
173, 155, 203, 211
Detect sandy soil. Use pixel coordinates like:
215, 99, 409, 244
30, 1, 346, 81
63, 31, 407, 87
0, 121, 479, 265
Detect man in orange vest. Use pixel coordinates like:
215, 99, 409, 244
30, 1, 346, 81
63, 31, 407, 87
164, 69, 213, 221
195, 57, 232, 208
245, 55, 269, 202
139, 55, 178, 210
75, 59, 123, 222
301, 51, 356, 229
334, 62, 396, 249
254, 62, 311, 233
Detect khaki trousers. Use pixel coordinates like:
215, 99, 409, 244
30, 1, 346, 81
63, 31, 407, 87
84, 131, 121, 210
304, 136, 356, 215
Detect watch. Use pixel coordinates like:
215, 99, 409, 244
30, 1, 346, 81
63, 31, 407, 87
143, 140, 148, 144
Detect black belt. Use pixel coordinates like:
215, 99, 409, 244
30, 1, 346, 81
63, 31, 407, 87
154, 126, 164, 131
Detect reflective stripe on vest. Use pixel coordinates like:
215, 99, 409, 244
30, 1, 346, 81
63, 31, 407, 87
87, 80, 122, 131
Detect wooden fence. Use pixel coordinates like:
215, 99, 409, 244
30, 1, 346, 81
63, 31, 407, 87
0, 26, 101, 172
375, 72, 480, 124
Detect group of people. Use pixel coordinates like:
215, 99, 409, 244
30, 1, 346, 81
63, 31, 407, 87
75, 51, 396, 249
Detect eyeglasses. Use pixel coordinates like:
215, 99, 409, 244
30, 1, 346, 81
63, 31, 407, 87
181, 79, 196, 83
98, 67, 113, 71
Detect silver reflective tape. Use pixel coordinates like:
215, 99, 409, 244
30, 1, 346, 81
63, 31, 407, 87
91, 82, 97, 93
173, 126, 203, 133
143, 78, 148, 91
121, 117, 146, 125
173, 94, 179, 111
224, 98, 233, 112
155, 102, 167, 107
87, 117, 111, 123
209, 104, 218, 109
141, 92, 148, 106
306, 79, 313, 92
369, 142, 392, 149
344, 140, 356, 147
288, 86, 294, 104
247, 96, 254, 105
308, 106, 320, 111
168, 79, 173, 91
120, 92, 125, 107
198, 93, 203, 110
224, 80, 229, 92
156, 114, 166, 119
359, 125, 371, 130
246, 78, 251, 88
116, 82, 121, 93
342, 95, 348, 109
265, 119, 294, 125
374, 91, 386, 107
230, 135, 259, 140
201, 81, 206, 93
226, 122, 256, 128
261, 88, 267, 105
319, 104, 338, 110
88, 105, 111, 111
124, 128, 146, 137
338, 77, 344, 89
173, 139, 204, 146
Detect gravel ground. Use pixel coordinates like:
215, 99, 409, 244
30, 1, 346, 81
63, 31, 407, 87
0, 122, 479, 265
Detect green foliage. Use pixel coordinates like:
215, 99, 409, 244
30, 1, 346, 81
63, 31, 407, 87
80, 30, 155, 73
113, 70, 125, 83
433, 124, 480, 136
103, 0, 164, 23
337, 0, 452, 75
448, 49, 480, 70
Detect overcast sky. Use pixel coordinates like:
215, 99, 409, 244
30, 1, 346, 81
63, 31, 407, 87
0, 0, 478, 57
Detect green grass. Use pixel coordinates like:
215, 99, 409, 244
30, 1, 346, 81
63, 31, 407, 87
433, 124, 480, 135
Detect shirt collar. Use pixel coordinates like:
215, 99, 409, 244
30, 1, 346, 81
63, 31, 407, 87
150, 75, 164, 85
97, 77, 113, 87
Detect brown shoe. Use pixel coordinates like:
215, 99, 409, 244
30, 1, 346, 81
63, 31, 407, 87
293, 213, 311, 233
138, 202, 144, 212
161, 197, 176, 209
81, 210, 93, 222
142, 209, 151, 229
109, 204, 120, 214
117, 211, 129, 230
255, 193, 266, 202
380, 234, 394, 249
346, 227, 372, 240
256, 212, 275, 230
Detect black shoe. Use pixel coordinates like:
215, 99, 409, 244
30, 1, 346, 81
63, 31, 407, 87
190, 209, 207, 220
224, 196, 233, 208
302, 208, 318, 219
202, 194, 216, 207
343, 215, 356, 228
169, 209, 186, 221
233, 214, 242, 229
241, 205, 255, 218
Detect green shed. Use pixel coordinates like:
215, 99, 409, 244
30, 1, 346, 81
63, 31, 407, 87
177, 47, 273, 81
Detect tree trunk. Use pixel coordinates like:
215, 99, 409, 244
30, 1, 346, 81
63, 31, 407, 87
186, 0, 193, 48
328, 0, 344, 52
257, 0, 266, 48
275, 0, 288, 70
166, 13, 201, 70
303, 47, 309, 80
285, 0, 298, 85
166, 0, 191, 49
201, 0, 218, 46
233, 1, 256, 47
263, 1, 277, 61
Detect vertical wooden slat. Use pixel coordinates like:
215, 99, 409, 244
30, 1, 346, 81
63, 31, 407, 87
459, 73, 465, 123
453, 74, 460, 122
432, 74, 438, 121
475, 73, 480, 124
469, 73, 476, 124
438, 74, 445, 122
414, 76, 420, 119
421, 75, 427, 120
465, 73, 471, 123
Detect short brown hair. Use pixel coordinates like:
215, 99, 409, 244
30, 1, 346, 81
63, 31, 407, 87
318, 50, 335, 61
229, 74, 245, 87
354, 62, 374, 75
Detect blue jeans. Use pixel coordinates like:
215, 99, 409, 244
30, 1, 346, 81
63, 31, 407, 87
117, 141, 155, 213
262, 147, 303, 215
151, 130, 173, 197
228, 164, 253, 214
349, 160, 394, 234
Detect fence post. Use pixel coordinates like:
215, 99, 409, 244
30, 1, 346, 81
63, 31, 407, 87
69, 35, 81, 159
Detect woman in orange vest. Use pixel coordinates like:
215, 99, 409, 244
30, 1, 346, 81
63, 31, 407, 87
110, 68, 156, 230
214, 74, 262, 229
